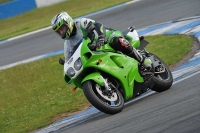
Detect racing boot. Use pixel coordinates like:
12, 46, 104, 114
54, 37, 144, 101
141, 57, 152, 71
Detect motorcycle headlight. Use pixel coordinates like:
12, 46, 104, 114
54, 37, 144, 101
74, 57, 82, 71
67, 67, 75, 77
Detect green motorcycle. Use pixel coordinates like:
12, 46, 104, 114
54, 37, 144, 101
59, 27, 173, 114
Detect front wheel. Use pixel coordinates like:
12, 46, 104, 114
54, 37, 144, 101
82, 80, 124, 114
150, 53, 173, 92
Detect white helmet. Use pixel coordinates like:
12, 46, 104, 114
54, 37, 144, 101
51, 12, 75, 39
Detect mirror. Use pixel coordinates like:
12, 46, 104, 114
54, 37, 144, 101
59, 58, 65, 65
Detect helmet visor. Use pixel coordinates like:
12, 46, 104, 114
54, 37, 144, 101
56, 25, 70, 39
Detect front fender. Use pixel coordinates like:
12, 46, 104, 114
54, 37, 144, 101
81, 72, 104, 86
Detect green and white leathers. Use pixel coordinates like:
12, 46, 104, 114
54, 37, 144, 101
63, 17, 107, 61
64, 17, 140, 61
62, 25, 173, 114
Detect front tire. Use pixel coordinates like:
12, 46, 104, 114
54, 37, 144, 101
82, 80, 124, 114
150, 54, 173, 92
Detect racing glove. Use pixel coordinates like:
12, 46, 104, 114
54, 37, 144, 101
96, 35, 105, 48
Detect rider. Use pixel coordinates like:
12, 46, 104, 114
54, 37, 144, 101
51, 11, 152, 70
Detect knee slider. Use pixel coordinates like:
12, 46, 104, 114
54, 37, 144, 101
119, 38, 130, 48
110, 37, 130, 49
110, 37, 133, 55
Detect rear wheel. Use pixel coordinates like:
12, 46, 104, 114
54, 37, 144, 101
150, 54, 173, 92
82, 80, 124, 114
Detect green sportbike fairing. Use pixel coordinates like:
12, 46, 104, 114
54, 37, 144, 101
60, 27, 173, 114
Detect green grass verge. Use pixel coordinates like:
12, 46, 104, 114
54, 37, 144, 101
0, 0, 130, 41
0, 34, 193, 133
0, 0, 11, 4
146, 35, 193, 65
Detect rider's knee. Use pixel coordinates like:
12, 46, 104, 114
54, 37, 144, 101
110, 37, 133, 54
